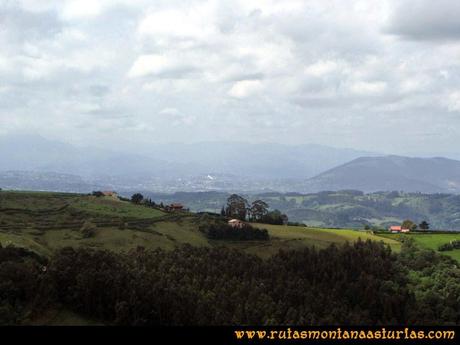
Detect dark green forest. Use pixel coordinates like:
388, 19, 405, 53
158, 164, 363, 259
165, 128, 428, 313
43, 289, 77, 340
199, 222, 269, 241
1, 239, 459, 326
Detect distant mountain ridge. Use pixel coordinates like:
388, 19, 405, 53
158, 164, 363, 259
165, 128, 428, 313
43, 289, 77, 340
303, 155, 460, 194
2, 134, 460, 194
0, 134, 373, 180
0, 134, 190, 179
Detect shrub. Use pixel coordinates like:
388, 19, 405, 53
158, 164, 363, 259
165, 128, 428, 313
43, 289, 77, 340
438, 240, 460, 251
80, 221, 96, 239
199, 222, 269, 241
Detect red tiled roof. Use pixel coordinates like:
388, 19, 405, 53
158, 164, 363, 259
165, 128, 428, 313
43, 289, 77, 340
389, 226, 402, 231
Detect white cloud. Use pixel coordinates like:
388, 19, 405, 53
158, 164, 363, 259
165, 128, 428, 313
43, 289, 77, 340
128, 55, 170, 78
159, 108, 195, 126
446, 91, 460, 112
159, 108, 181, 116
138, 5, 217, 42
0, 55, 12, 72
228, 80, 264, 99
304, 60, 339, 77
1, 0, 460, 154
128, 54, 196, 78
349, 81, 387, 96
61, 0, 104, 20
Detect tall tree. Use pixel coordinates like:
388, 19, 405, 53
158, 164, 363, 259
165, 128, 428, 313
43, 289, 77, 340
131, 193, 144, 204
226, 194, 248, 220
401, 219, 417, 231
250, 200, 269, 221
261, 209, 288, 225
419, 220, 430, 230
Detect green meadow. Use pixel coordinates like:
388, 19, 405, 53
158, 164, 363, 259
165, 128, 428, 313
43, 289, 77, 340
0, 191, 457, 261
1, 190, 459, 325
378, 232, 460, 262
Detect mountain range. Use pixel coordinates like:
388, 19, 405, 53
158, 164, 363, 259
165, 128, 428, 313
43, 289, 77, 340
0, 134, 374, 179
1, 134, 460, 194
302, 155, 460, 194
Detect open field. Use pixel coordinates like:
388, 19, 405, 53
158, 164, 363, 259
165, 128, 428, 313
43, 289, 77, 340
247, 224, 401, 257
377, 232, 460, 262
69, 196, 165, 218
1, 191, 458, 261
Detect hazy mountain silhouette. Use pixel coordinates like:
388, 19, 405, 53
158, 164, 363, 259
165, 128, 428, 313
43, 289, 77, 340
0, 134, 372, 179
303, 155, 460, 193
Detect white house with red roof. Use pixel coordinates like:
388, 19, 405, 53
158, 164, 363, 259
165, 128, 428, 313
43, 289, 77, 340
389, 225, 410, 233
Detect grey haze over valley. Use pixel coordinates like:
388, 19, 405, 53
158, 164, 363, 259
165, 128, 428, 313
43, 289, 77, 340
1, 0, 460, 195
1, 134, 460, 194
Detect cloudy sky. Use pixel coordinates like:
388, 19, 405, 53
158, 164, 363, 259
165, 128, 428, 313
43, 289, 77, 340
1, 0, 460, 156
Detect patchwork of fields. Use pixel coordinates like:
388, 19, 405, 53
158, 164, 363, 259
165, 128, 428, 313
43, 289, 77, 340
0, 191, 458, 262
378, 232, 460, 262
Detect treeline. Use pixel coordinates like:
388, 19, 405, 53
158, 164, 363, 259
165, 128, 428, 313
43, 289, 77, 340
0, 246, 47, 324
199, 223, 269, 241
398, 239, 460, 324
222, 194, 288, 224
1, 240, 459, 325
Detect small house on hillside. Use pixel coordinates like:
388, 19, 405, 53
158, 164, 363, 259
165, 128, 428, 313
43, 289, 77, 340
166, 203, 184, 212
228, 219, 246, 229
389, 225, 410, 233
102, 191, 118, 197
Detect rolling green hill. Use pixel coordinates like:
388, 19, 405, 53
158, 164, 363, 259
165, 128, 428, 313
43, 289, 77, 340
148, 190, 460, 230
1, 190, 459, 326
378, 232, 460, 262
1, 190, 459, 262
0, 190, 404, 260
2, 190, 458, 262
0, 191, 206, 256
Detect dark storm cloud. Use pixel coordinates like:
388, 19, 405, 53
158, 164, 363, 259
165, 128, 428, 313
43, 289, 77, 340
0, 4, 63, 44
386, 0, 460, 41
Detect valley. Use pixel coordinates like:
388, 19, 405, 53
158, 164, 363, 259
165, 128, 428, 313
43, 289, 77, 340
1, 190, 459, 326
2, 190, 459, 262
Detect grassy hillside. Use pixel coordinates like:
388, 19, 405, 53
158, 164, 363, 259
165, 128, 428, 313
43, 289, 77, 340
2, 190, 459, 262
1, 191, 459, 326
149, 190, 460, 230
241, 224, 401, 259
0, 191, 177, 256
377, 232, 460, 262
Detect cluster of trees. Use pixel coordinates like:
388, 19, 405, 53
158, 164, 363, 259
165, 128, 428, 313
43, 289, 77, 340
365, 219, 431, 232
131, 193, 144, 204
401, 219, 430, 231
0, 245, 46, 324
130, 193, 169, 209
199, 222, 269, 241
398, 239, 460, 324
1, 240, 458, 326
438, 240, 460, 252
221, 194, 288, 224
